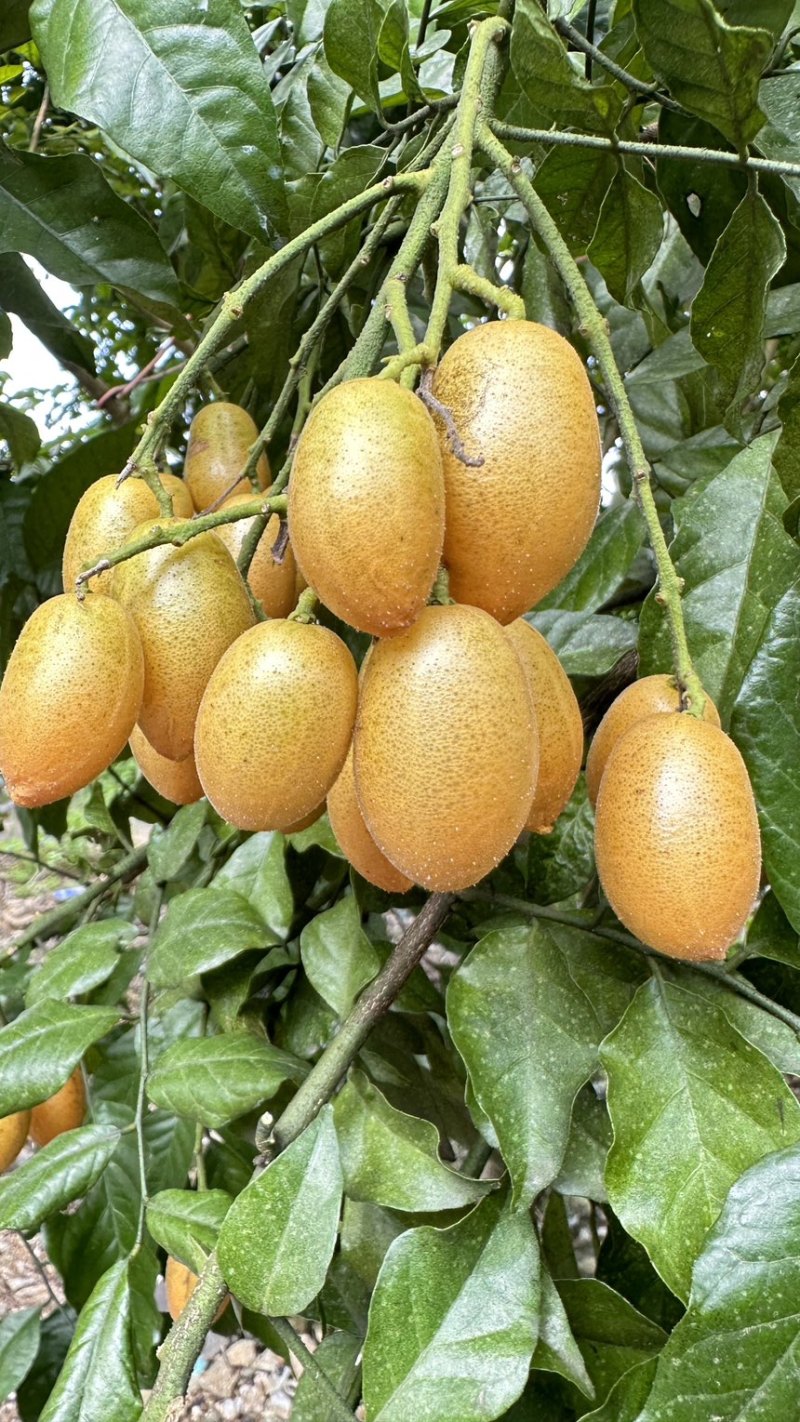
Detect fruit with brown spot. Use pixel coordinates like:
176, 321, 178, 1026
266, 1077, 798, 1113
328, 746, 414, 894
214, 498, 297, 618
504, 618, 583, 833
30, 1068, 85, 1146
0, 1111, 30, 1172
164, 1255, 228, 1324
62, 474, 193, 594
129, 724, 203, 806
184, 403, 269, 513
585, 673, 721, 806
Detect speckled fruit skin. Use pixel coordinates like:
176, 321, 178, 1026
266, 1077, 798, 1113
0, 592, 144, 808
195, 620, 358, 831
214, 497, 297, 618
62, 474, 193, 594
328, 747, 414, 894
184, 403, 269, 512
288, 379, 445, 636
431, 321, 601, 623
595, 714, 761, 961
504, 618, 583, 833
30, 1068, 85, 1146
354, 604, 538, 892
586, 674, 721, 806
0, 1111, 30, 1172
113, 520, 254, 761
129, 724, 203, 806
164, 1255, 228, 1324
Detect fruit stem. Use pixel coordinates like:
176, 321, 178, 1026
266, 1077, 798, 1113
288, 588, 320, 624
477, 122, 707, 718
431, 564, 454, 605
132, 887, 162, 1255
451, 263, 526, 319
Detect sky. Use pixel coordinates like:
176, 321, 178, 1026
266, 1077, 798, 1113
3, 262, 83, 441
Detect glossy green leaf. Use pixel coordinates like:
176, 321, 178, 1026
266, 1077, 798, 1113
0, 401, 40, 469
529, 610, 638, 677
147, 1032, 306, 1128
0, 1309, 40, 1405
0, 0, 31, 49
300, 895, 381, 1017
0, 252, 94, 372
146, 1188, 232, 1275
293, 1331, 362, 1421
553, 1086, 612, 1203
511, 1, 622, 135
218, 1106, 342, 1316
323, 0, 382, 112
557, 1279, 666, 1411
149, 887, 272, 987
215, 832, 294, 939
0, 1126, 120, 1233
0, 1002, 118, 1116
16, 1310, 74, 1422
667, 962, 800, 1077
746, 891, 800, 970
588, 168, 664, 305
540, 501, 646, 614
39, 1261, 139, 1422
26, 919, 136, 1007
148, 801, 207, 883
581, 1357, 658, 1422
534, 145, 616, 253
533, 1267, 595, 1400
774, 353, 800, 504
526, 777, 595, 906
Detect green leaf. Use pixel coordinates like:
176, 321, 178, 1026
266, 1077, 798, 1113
146, 1188, 232, 1275
553, 1086, 612, 1203
533, 1267, 595, 1400
0, 400, 40, 469
148, 887, 272, 988
588, 168, 664, 305
26, 919, 136, 1007
334, 1070, 491, 1213
16, 1311, 74, 1422
30, 0, 287, 241
363, 1193, 540, 1422
539, 501, 646, 614
0, 252, 95, 372
0, 148, 179, 303
0, 0, 32, 49
293, 1331, 362, 1421
581, 1357, 658, 1421
632, 0, 771, 149
215, 832, 294, 939
0, 1001, 118, 1116
0, 1126, 120, 1233
300, 895, 381, 1018
447, 924, 645, 1207
323, 0, 382, 112
0, 1309, 40, 1406
668, 963, 800, 1077
557, 1279, 666, 1411
39, 1261, 140, 1422
147, 1032, 306, 1128
217, 1106, 342, 1316
526, 777, 595, 906
601, 975, 800, 1301
534, 145, 616, 253
148, 801, 207, 883
529, 611, 638, 677
774, 354, 800, 505
511, 1, 622, 135
747, 891, 800, 971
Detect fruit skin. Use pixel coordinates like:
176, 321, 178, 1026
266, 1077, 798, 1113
113, 520, 254, 761
30, 1068, 85, 1146
185, 403, 269, 513
195, 619, 358, 831
328, 746, 414, 894
354, 604, 538, 892
0, 1111, 30, 1172
0, 592, 144, 808
164, 1255, 228, 1324
505, 619, 583, 833
288, 379, 445, 636
594, 714, 761, 961
214, 498, 297, 618
129, 724, 203, 806
431, 321, 601, 623
586, 674, 721, 807
62, 474, 193, 594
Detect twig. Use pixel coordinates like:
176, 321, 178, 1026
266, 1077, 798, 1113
417, 371, 484, 467
269, 1317, 357, 1422
28, 85, 50, 152
4, 845, 148, 958
554, 17, 687, 115
97, 341, 175, 409
133, 888, 163, 1253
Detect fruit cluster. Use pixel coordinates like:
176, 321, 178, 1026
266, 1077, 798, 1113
0, 320, 761, 960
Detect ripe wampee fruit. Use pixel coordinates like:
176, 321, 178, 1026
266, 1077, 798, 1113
30, 1067, 86, 1146
288, 378, 445, 636
214, 497, 297, 619
184, 402, 269, 512
504, 618, 583, 834
431, 320, 601, 623
594, 713, 761, 961
585, 673, 720, 806
354, 603, 538, 892
0, 592, 144, 807
328, 746, 414, 894
164, 1255, 228, 1324
129, 724, 203, 806
195, 619, 358, 831
0, 1111, 30, 1172
62, 473, 193, 594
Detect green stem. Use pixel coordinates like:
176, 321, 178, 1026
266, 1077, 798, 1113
451, 261, 525, 317
553, 16, 687, 114
268, 1317, 357, 1422
236, 510, 270, 582
133, 888, 162, 1253
4, 845, 148, 958
288, 587, 320, 624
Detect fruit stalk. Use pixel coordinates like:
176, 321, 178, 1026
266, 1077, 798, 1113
132, 889, 162, 1253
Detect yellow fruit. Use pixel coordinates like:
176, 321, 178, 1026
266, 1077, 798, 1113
0, 592, 144, 807
288, 379, 445, 636
113, 520, 254, 760
328, 747, 414, 894
585, 674, 721, 806
129, 724, 203, 806
185, 403, 269, 513
30, 1068, 85, 1146
195, 620, 358, 830
504, 619, 583, 833
62, 474, 193, 594
285, 803, 325, 833
0, 1111, 30, 1172
431, 321, 601, 623
594, 714, 761, 961
214, 497, 297, 618
354, 604, 537, 891
164, 1255, 228, 1324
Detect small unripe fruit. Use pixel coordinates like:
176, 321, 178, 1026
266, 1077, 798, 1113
0, 1111, 30, 1172
30, 1067, 85, 1146
354, 604, 537, 891
288, 379, 445, 636
431, 321, 601, 623
504, 619, 583, 833
0, 593, 144, 807
585, 674, 720, 806
164, 1255, 228, 1324
62, 474, 193, 594
214, 498, 297, 619
595, 714, 761, 961
184, 403, 269, 512
113, 520, 254, 760
195, 620, 358, 831
328, 747, 414, 894
129, 725, 203, 806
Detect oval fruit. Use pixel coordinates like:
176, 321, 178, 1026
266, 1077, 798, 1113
505, 619, 583, 833
354, 604, 537, 891
30, 1068, 85, 1146
63, 474, 193, 594
164, 1255, 228, 1324
0, 1111, 30, 1172
215, 497, 297, 618
585, 674, 720, 806
185, 402, 269, 513
129, 724, 203, 806
0, 592, 144, 807
431, 321, 601, 623
285, 802, 325, 833
195, 620, 358, 831
328, 747, 414, 894
288, 379, 444, 636
595, 714, 761, 961
113, 520, 254, 760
